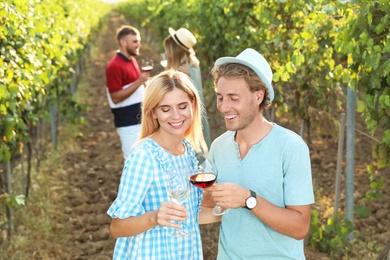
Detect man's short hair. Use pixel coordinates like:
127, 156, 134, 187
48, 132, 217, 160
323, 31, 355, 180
116, 25, 139, 42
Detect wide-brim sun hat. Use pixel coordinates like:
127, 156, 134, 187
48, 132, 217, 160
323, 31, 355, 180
214, 48, 274, 102
169, 27, 196, 56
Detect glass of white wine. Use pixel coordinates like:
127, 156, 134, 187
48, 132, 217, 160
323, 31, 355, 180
166, 168, 191, 237
160, 53, 167, 68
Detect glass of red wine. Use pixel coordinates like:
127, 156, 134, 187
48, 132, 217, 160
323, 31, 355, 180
189, 153, 229, 216
141, 58, 154, 72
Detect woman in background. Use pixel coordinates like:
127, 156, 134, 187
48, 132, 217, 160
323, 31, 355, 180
163, 27, 211, 148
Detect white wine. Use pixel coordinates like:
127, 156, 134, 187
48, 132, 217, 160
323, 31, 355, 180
160, 60, 167, 68
168, 189, 190, 204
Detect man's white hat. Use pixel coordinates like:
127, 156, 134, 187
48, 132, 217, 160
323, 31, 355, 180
215, 48, 274, 101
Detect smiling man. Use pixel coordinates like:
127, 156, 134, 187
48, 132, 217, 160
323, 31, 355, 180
207, 48, 315, 259
105, 25, 150, 159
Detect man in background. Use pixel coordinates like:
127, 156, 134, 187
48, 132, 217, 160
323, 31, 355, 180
105, 25, 149, 159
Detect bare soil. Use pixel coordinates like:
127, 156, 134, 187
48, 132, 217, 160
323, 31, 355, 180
59, 12, 389, 260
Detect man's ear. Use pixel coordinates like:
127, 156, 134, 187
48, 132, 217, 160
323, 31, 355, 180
255, 89, 265, 105
118, 38, 125, 47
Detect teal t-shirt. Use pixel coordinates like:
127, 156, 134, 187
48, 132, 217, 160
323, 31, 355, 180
209, 124, 315, 259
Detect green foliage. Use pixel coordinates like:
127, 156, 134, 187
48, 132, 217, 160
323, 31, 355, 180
335, 0, 390, 170
0, 0, 110, 212
309, 210, 355, 259
0, 0, 110, 164
364, 164, 385, 202
115, 0, 346, 138
60, 98, 88, 125
0, 194, 25, 209
354, 204, 370, 218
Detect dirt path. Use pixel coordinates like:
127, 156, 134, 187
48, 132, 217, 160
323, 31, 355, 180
62, 12, 124, 260
60, 11, 388, 260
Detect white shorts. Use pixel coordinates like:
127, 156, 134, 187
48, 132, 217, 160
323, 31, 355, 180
116, 124, 141, 159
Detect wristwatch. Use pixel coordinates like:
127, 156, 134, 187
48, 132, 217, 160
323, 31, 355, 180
245, 190, 257, 210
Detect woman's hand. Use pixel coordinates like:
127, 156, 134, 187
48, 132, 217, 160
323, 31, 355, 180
156, 202, 188, 229
110, 202, 189, 238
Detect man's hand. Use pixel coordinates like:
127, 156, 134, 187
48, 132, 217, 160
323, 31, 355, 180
138, 71, 150, 85
207, 182, 250, 209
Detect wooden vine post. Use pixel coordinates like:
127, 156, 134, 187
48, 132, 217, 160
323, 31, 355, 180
346, 85, 356, 240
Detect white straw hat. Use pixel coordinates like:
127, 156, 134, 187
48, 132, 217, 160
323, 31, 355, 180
169, 27, 196, 55
215, 48, 274, 101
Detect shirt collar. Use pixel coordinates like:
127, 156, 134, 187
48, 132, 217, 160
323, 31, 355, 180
117, 51, 132, 62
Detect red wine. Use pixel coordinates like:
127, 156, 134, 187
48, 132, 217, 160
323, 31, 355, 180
189, 173, 216, 188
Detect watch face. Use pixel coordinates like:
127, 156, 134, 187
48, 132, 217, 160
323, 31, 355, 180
246, 197, 257, 209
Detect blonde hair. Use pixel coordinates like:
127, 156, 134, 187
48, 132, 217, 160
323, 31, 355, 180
140, 69, 207, 153
163, 36, 199, 69
211, 63, 271, 110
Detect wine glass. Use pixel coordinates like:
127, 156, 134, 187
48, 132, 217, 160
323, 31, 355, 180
189, 153, 229, 216
166, 168, 191, 237
141, 58, 154, 72
160, 53, 167, 68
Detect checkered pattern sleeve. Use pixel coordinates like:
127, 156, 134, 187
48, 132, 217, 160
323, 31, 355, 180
107, 148, 156, 218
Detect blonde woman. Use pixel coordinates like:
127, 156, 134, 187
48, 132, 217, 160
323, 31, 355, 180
107, 70, 210, 259
163, 27, 211, 148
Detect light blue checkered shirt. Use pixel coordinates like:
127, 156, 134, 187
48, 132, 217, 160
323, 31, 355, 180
107, 138, 203, 259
